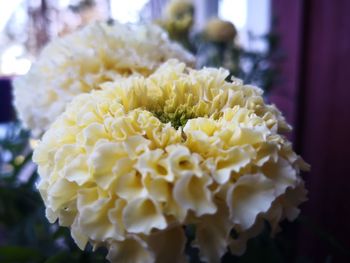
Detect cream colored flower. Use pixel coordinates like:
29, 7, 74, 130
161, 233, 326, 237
33, 60, 308, 262
14, 22, 195, 137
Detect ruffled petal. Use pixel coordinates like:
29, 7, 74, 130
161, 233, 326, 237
262, 158, 298, 196
47, 178, 78, 212
229, 218, 265, 256
227, 173, 276, 230
123, 198, 167, 234
77, 188, 124, 241
147, 227, 187, 263
193, 202, 232, 263
173, 174, 217, 217
115, 171, 147, 200
107, 236, 154, 263
90, 141, 127, 189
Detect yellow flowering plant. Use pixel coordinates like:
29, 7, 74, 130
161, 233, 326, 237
33, 60, 309, 263
13, 21, 195, 137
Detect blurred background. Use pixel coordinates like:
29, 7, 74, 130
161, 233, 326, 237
0, 0, 350, 262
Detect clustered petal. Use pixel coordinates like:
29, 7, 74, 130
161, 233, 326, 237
33, 60, 309, 263
14, 22, 195, 136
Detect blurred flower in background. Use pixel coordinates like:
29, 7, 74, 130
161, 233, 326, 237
195, 17, 241, 76
13, 21, 194, 136
156, 0, 195, 51
204, 18, 237, 43
156, 0, 279, 93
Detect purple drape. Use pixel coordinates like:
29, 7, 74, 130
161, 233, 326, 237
272, 0, 350, 261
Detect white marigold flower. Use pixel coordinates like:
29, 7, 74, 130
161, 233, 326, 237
33, 60, 309, 263
13, 22, 195, 137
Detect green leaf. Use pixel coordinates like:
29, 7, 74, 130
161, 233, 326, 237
0, 246, 43, 263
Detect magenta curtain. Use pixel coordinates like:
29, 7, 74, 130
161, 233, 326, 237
272, 0, 350, 261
